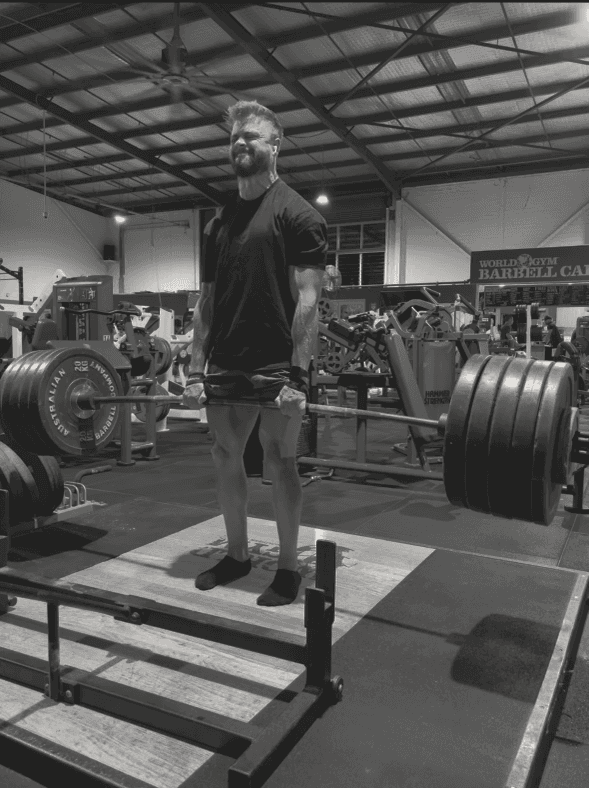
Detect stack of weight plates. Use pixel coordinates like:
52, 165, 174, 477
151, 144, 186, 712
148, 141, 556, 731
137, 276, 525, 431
0, 437, 65, 523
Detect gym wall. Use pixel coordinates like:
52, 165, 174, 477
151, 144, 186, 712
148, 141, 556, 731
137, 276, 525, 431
399, 169, 589, 284
0, 179, 113, 302
120, 209, 200, 294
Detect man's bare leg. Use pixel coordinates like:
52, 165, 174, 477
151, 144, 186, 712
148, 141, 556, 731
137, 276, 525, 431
258, 410, 304, 605
195, 404, 259, 590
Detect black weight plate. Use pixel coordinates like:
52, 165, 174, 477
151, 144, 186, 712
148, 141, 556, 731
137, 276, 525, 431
0, 351, 54, 454
553, 408, 578, 488
38, 348, 123, 456
0, 442, 39, 523
19, 350, 62, 455
463, 356, 516, 514
443, 354, 493, 507
0, 355, 29, 446
530, 363, 574, 525
132, 384, 172, 423
6, 351, 69, 454
486, 356, 535, 520
26, 454, 64, 515
153, 337, 173, 376
1, 348, 123, 456
508, 360, 553, 523
1, 438, 64, 515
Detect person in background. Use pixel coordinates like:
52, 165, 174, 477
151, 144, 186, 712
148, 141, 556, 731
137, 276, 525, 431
460, 313, 481, 354
486, 315, 500, 342
499, 315, 516, 346
543, 315, 562, 357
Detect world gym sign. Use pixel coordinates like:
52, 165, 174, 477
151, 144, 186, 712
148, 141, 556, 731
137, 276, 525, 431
470, 245, 589, 283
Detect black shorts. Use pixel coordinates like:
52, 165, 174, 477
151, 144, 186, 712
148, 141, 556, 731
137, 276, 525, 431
204, 363, 291, 404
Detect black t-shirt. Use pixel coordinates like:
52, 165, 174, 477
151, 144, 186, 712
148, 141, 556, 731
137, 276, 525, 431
202, 179, 327, 370
499, 323, 513, 341
545, 323, 562, 348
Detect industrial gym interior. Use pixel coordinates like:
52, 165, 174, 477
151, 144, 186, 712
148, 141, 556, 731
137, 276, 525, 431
3, 2, 589, 787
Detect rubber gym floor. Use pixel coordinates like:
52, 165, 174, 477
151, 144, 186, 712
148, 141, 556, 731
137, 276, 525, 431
1, 405, 589, 788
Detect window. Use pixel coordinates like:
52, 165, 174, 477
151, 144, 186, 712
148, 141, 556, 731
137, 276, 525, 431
326, 221, 386, 286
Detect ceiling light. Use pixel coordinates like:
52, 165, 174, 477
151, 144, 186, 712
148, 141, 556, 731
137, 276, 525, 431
315, 191, 329, 206
114, 214, 127, 224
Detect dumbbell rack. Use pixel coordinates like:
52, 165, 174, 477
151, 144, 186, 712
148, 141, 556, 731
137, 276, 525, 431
0, 532, 343, 788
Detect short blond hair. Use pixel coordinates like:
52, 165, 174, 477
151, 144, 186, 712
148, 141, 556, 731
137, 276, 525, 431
225, 100, 283, 143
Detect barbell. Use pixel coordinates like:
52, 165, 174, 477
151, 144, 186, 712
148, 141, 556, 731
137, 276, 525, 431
0, 348, 587, 526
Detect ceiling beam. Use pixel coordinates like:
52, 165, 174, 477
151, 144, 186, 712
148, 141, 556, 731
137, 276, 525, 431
7, 96, 589, 180
42, 122, 589, 189
0, 73, 225, 203
401, 155, 589, 187
7, 71, 576, 148
124, 151, 589, 210
200, 3, 401, 193
0, 3, 136, 44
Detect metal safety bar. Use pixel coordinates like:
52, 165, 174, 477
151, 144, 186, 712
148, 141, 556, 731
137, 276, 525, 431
0, 532, 342, 788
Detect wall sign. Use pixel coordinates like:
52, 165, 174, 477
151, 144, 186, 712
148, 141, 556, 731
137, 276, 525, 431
470, 246, 589, 283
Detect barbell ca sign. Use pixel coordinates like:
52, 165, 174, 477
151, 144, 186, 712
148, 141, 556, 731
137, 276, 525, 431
470, 245, 589, 283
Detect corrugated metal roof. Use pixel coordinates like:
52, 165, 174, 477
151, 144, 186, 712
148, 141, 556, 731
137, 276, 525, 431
1, 1, 589, 214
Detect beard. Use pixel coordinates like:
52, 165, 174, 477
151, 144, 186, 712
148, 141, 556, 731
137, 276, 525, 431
229, 147, 272, 177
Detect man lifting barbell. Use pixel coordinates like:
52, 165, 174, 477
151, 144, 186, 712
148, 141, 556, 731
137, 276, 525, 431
182, 101, 328, 606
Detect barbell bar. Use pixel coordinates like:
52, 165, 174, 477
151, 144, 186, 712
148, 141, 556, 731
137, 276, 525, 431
74, 393, 444, 433
0, 347, 588, 526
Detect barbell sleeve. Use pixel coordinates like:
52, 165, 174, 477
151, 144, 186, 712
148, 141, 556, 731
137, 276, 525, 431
84, 395, 443, 433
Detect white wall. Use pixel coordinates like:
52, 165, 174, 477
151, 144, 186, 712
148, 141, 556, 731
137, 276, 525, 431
396, 168, 589, 284
119, 209, 200, 294
0, 179, 115, 301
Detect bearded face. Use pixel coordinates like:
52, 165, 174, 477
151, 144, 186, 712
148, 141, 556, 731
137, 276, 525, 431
230, 144, 271, 177
229, 118, 277, 177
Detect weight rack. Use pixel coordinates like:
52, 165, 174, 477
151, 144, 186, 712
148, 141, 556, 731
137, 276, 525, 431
0, 516, 343, 788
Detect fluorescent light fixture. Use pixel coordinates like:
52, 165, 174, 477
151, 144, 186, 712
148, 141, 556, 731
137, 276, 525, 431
114, 214, 127, 224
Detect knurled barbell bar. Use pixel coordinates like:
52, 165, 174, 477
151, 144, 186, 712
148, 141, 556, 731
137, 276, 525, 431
0, 347, 587, 526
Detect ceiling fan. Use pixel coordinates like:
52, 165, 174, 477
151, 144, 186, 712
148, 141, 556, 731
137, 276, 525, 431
74, 3, 260, 116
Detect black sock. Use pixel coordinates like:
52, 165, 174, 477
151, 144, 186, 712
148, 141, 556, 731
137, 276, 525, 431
195, 556, 251, 590
257, 569, 302, 606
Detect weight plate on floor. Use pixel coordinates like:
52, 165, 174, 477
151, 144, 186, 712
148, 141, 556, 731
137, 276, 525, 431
507, 360, 553, 523
443, 354, 493, 508
0, 348, 123, 456
0, 442, 39, 523
486, 357, 535, 520
463, 356, 516, 514
153, 337, 173, 376
530, 362, 574, 525
1, 438, 64, 515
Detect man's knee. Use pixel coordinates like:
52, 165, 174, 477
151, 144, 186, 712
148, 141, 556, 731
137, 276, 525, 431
211, 440, 242, 466
264, 447, 298, 475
